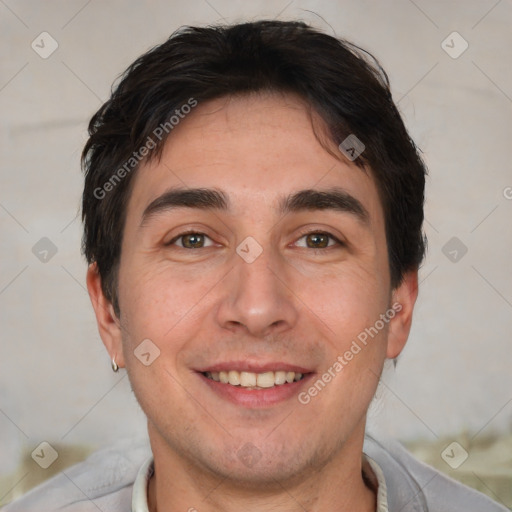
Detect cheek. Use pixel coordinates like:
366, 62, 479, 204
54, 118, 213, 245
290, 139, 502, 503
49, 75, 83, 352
117, 259, 213, 348
304, 264, 389, 336
307, 273, 390, 405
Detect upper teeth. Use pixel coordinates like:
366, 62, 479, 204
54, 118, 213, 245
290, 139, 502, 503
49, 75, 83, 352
205, 370, 303, 388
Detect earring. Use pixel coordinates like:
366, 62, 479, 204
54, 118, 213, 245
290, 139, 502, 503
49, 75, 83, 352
111, 357, 119, 372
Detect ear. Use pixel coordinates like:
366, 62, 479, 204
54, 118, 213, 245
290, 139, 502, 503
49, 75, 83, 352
86, 263, 125, 369
386, 270, 418, 359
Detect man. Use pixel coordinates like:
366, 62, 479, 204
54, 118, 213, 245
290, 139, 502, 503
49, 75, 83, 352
4, 20, 507, 512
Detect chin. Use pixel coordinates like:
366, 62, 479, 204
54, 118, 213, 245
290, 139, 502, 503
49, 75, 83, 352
190, 436, 327, 488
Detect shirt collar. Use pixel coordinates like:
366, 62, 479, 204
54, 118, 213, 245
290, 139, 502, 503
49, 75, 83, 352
366, 455, 389, 512
132, 453, 389, 512
132, 456, 153, 512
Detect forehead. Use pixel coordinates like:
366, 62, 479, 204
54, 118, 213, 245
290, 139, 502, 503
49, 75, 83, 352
125, 93, 384, 224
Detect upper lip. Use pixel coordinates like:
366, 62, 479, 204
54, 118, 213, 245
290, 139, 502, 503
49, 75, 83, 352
196, 361, 313, 374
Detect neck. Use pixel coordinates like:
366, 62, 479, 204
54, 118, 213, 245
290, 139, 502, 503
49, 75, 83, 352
147, 422, 376, 512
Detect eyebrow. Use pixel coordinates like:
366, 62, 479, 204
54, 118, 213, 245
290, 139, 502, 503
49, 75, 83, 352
140, 186, 369, 226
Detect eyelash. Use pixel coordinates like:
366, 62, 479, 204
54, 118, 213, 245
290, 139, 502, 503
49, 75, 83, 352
166, 229, 344, 250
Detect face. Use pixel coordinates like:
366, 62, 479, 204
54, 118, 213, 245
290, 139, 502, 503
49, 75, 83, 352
88, 92, 417, 487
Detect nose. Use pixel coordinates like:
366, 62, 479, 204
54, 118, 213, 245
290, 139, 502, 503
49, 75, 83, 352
216, 242, 299, 338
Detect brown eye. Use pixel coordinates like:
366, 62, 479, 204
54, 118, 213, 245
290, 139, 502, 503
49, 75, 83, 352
305, 233, 330, 249
182, 233, 205, 248
294, 231, 342, 250
168, 232, 214, 249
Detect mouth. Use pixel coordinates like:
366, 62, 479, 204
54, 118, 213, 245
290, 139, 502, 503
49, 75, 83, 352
196, 363, 314, 407
202, 370, 306, 390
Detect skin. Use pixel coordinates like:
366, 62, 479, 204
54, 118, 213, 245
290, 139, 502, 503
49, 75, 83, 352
87, 92, 418, 512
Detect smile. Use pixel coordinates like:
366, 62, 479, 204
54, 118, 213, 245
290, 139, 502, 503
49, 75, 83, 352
203, 370, 305, 389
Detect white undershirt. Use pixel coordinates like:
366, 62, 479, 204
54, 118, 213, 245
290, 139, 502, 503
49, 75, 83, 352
132, 453, 389, 512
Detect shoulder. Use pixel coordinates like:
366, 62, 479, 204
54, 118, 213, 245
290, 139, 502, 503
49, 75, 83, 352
5, 433, 507, 511
364, 432, 508, 512
2, 437, 151, 512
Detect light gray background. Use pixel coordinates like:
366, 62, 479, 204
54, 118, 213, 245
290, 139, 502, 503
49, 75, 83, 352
1, 0, 511, 503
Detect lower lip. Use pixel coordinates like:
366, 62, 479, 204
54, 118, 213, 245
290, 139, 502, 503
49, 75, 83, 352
198, 372, 314, 407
